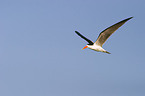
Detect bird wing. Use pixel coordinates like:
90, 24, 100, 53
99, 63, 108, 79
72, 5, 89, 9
75, 31, 94, 45
95, 17, 133, 46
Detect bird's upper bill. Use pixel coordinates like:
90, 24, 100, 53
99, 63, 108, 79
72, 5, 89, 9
82, 45, 88, 50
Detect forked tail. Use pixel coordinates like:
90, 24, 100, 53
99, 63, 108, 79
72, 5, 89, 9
105, 51, 111, 54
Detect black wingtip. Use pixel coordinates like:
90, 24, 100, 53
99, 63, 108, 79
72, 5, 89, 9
75, 31, 80, 35
126, 17, 133, 21
75, 31, 79, 33
75, 30, 94, 45
75, 31, 83, 37
116, 17, 133, 26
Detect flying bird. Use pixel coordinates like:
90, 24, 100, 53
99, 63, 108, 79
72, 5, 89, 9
75, 17, 133, 54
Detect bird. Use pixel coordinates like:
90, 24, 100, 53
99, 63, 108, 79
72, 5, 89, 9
75, 17, 133, 54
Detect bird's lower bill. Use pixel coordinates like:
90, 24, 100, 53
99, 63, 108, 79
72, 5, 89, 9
82, 45, 88, 50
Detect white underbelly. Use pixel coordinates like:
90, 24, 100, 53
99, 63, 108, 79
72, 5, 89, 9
88, 45, 106, 52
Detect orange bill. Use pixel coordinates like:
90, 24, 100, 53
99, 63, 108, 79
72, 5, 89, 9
82, 45, 88, 50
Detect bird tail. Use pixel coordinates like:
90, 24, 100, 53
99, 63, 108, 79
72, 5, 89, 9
105, 51, 111, 54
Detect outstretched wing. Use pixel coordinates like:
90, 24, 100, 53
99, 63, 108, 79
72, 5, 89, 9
75, 31, 94, 45
95, 17, 133, 46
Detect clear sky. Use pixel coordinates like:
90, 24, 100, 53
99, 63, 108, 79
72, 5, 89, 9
0, 0, 145, 96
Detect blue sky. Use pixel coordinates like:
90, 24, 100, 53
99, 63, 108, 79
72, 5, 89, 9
0, 0, 145, 96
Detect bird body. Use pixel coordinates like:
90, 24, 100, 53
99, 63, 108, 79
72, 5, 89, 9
75, 17, 133, 54
85, 44, 110, 54
87, 44, 104, 51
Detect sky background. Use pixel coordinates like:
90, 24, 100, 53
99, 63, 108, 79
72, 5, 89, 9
0, 0, 145, 96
